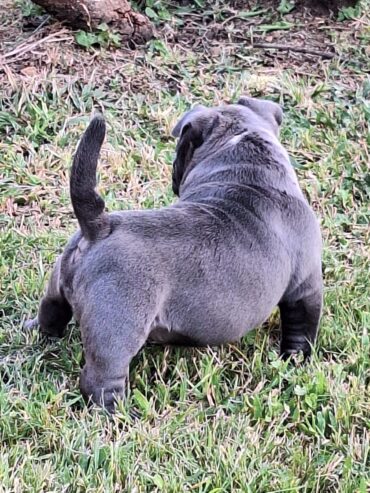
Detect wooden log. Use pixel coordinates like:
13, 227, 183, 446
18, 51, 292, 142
32, 0, 153, 42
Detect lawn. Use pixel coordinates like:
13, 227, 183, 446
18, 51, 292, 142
0, 0, 369, 491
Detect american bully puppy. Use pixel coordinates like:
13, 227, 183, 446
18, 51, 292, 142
27, 97, 323, 412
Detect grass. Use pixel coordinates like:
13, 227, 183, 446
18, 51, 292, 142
1, 0, 369, 491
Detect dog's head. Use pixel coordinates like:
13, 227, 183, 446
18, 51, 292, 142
171, 97, 283, 196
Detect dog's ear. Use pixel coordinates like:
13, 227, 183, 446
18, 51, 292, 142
172, 105, 206, 138
237, 97, 283, 130
172, 107, 219, 196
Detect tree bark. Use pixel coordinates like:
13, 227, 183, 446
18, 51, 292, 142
32, 0, 153, 42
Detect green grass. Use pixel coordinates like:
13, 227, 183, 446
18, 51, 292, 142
1, 1, 369, 492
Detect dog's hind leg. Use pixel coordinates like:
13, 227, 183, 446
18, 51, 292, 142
279, 277, 323, 360
34, 256, 73, 337
78, 298, 149, 413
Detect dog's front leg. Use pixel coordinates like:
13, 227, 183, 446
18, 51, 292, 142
279, 278, 323, 360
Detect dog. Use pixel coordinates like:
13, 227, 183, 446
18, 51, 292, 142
27, 97, 323, 412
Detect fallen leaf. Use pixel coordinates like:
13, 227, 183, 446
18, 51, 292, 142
20, 66, 38, 77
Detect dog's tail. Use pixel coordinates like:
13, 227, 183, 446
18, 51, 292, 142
70, 115, 110, 241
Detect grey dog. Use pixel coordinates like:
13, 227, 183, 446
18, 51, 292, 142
27, 97, 323, 412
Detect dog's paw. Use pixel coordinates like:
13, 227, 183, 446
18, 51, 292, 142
79, 366, 127, 414
23, 317, 39, 331
280, 348, 309, 365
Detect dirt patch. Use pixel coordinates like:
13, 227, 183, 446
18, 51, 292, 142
168, 1, 342, 63
0, 0, 365, 96
230, 0, 360, 15
294, 0, 359, 16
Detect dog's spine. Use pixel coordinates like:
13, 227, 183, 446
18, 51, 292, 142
70, 115, 110, 241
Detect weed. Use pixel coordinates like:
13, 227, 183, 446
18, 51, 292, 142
75, 23, 122, 50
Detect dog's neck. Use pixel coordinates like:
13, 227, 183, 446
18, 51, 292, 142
179, 128, 304, 201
